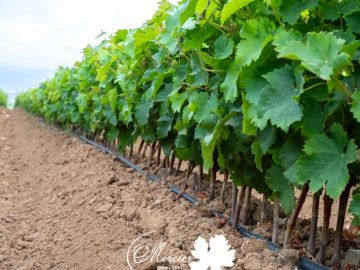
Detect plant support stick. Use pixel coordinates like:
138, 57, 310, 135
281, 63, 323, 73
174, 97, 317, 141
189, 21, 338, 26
308, 191, 320, 256
220, 170, 229, 203
318, 194, 333, 265
284, 184, 309, 248
272, 196, 280, 244
231, 183, 238, 221
332, 183, 352, 270
240, 186, 252, 225
233, 186, 246, 229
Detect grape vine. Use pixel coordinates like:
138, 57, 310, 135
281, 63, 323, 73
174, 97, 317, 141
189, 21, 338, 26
16, 0, 360, 268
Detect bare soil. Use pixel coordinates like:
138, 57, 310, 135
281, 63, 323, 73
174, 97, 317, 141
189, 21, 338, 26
0, 108, 301, 270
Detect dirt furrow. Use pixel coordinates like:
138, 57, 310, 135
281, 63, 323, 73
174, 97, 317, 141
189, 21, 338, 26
0, 108, 299, 270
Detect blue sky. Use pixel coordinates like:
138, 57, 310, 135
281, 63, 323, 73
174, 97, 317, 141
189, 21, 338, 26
0, 0, 176, 104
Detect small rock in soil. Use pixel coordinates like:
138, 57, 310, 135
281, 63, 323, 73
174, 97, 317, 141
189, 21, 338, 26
174, 240, 184, 249
126, 167, 134, 173
343, 249, 360, 268
16, 240, 30, 249
94, 203, 113, 213
26, 232, 40, 242
157, 225, 166, 235
107, 175, 118, 185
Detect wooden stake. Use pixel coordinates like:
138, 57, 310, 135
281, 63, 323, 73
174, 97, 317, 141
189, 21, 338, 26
220, 170, 229, 203
308, 191, 320, 256
175, 159, 182, 176
318, 194, 333, 264
260, 193, 268, 225
231, 183, 238, 221
332, 183, 352, 270
233, 186, 246, 229
156, 143, 161, 165
240, 186, 252, 225
208, 164, 217, 201
284, 184, 309, 248
272, 196, 280, 244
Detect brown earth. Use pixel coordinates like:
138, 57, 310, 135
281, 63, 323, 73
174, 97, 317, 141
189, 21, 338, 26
0, 107, 301, 270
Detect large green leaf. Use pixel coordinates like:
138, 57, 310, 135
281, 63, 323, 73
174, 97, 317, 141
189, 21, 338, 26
245, 65, 304, 131
274, 31, 349, 80
235, 18, 275, 67
297, 124, 357, 199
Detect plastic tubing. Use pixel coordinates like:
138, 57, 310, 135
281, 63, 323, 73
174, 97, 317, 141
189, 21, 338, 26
79, 135, 330, 270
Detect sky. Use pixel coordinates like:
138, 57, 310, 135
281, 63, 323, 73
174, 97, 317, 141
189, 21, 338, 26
0, 0, 177, 104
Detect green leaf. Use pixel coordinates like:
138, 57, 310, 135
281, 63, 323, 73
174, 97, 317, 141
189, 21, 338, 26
251, 126, 277, 171
134, 27, 158, 46
349, 189, 360, 226
179, 0, 197, 25
106, 127, 119, 141
345, 11, 360, 34
107, 88, 117, 112
319, 0, 360, 21
245, 65, 304, 131
220, 61, 239, 102
235, 18, 275, 67
265, 165, 295, 214
157, 116, 173, 138
241, 93, 257, 135
274, 31, 349, 80
279, 0, 318, 25
170, 92, 188, 113
104, 108, 117, 126
301, 97, 334, 136
188, 92, 218, 123
221, 0, 255, 25
190, 51, 209, 86
297, 124, 357, 199
273, 29, 303, 60
183, 24, 216, 52
195, 0, 208, 14
251, 142, 263, 172
351, 91, 360, 122
195, 113, 234, 170
76, 93, 88, 113
214, 35, 234, 59
206, 0, 218, 19
280, 135, 303, 183
135, 98, 153, 126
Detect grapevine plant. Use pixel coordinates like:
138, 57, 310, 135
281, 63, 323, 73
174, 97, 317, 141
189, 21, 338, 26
0, 89, 7, 107
16, 0, 360, 268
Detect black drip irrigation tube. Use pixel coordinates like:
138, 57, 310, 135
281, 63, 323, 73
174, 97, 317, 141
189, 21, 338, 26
79, 135, 330, 270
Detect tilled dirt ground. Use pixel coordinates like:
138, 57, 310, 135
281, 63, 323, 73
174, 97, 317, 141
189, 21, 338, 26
0, 108, 301, 270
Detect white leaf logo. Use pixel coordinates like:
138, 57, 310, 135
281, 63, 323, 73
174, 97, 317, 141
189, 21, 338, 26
189, 234, 235, 270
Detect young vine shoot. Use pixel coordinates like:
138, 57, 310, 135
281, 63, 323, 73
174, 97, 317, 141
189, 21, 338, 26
15, 0, 360, 269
